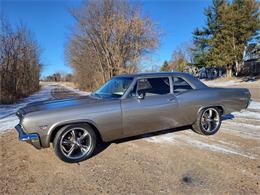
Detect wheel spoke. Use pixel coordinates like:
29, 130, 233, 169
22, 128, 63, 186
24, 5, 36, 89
80, 146, 87, 154
203, 122, 208, 130
62, 139, 73, 145
61, 145, 68, 152
79, 132, 89, 142
213, 118, 219, 123
203, 113, 208, 119
207, 121, 212, 131
67, 144, 76, 156
71, 130, 76, 141
208, 109, 213, 118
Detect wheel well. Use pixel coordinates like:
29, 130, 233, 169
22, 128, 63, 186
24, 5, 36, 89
199, 106, 224, 116
49, 122, 103, 143
215, 106, 224, 115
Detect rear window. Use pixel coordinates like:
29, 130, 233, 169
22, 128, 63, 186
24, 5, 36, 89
172, 77, 193, 94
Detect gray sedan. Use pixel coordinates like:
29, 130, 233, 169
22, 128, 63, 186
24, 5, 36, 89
15, 72, 251, 162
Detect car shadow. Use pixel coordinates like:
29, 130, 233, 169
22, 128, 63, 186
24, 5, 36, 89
113, 125, 190, 144
91, 126, 190, 158
222, 114, 235, 121
92, 141, 111, 157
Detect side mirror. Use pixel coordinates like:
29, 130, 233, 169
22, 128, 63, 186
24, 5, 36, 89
137, 91, 145, 100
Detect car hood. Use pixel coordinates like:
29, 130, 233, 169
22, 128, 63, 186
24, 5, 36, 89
16, 95, 109, 118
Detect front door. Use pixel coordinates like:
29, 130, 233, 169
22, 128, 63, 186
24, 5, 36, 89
121, 77, 181, 137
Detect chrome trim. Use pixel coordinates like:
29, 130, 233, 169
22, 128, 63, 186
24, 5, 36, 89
245, 90, 251, 109
246, 99, 252, 109
15, 124, 41, 149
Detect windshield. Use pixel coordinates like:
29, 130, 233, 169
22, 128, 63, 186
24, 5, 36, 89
93, 77, 133, 98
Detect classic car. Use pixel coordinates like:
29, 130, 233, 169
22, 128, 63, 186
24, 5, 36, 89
15, 72, 251, 163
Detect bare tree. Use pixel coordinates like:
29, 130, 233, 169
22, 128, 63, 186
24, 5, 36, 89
169, 48, 188, 72
0, 17, 41, 104
66, 0, 159, 90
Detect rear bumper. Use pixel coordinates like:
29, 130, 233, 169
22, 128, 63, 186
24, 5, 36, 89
246, 99, 252, 109
246, 90, 251, 109
15, 124, 41, 149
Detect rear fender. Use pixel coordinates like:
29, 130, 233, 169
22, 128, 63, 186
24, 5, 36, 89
197, 104, 225, 117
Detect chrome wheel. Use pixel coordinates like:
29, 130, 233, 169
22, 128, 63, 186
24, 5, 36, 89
59, 127, 92, 160
201, 108, 220, 132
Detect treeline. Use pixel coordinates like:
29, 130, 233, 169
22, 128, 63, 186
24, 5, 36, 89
161, 0, 259, 77
0, 18, 41, 104
42, 73, 73, 82
66, 0, 159, 91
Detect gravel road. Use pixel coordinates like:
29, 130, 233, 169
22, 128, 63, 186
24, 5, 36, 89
0, 83, 259, 194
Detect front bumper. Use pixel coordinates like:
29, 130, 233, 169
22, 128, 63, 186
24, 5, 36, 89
15, 124, 41, 149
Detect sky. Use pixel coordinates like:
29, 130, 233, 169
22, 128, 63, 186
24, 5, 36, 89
1, 0, 211, 77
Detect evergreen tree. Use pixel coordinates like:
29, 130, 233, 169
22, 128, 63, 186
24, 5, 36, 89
193, 0, 259, 77
160, 61, 170, 72
211, 0, 259, 76
192, 0, 226, 67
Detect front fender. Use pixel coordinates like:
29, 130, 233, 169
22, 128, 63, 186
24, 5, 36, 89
41, 119, 101, 148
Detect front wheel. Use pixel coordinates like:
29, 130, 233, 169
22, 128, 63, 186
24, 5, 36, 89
192, 107, 222, 135
53, 124, 96, 163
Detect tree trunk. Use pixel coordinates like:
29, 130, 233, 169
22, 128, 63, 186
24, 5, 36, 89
235, 61, 241, 76
226, 67, 233, 78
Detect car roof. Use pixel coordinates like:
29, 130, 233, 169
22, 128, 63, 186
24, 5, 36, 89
115, 71, 208, 89
114, 71, 191, 78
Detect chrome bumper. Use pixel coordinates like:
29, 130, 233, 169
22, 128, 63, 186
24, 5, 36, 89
246, 98, 252, 109
15, 124, 41, 149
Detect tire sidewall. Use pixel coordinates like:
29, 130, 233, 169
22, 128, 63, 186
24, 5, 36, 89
53, 124, 96, 163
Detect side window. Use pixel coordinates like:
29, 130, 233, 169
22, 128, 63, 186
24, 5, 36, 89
172, 77, 193, 94
138, 79, 152, 92
133, 77, 170, 96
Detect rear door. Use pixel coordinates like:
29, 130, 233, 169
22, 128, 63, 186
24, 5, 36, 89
172, 76, 198, 124
121, 77, 182, 137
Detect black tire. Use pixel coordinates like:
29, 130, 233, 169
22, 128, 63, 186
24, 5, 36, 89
192, 107, 222, 135
53, 124, 96, 163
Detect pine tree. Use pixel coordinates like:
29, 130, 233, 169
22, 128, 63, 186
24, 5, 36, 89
193, 0, 259, 77
192, 0, 226, 67
160, 61, 170, 72
210, 0, 259, 76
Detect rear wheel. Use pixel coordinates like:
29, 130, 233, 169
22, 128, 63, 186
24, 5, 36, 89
53, 124, 96, 163
192, 107, 221, 135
